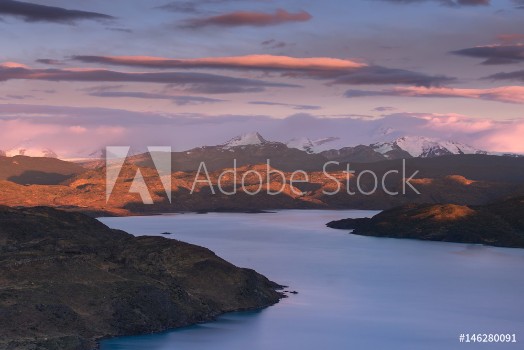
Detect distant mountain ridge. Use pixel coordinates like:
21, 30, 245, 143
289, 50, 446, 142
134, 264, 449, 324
214, 133, 493, 160
370, 136, 487, 158
204, 133, 500, 164
286, 136, 340, 154
5, 133, 521, 164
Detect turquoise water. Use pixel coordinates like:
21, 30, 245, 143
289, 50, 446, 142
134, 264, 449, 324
99, 210, 524, 350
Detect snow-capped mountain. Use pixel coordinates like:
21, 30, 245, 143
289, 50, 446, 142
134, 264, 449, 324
219, 133, 490, 160
4, 133, 515, 163
371, 136, 487, 159
220, 132, 269, 149
287, 137, 340, 154
219, 132, 341, 153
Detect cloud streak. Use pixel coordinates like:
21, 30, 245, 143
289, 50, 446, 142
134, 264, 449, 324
0, 0, 114, 24
248, 101, 321, 110
88, 91, 226, 105
496, 34, 524, 44
345, 86, 524, 104
451, 44, 524, 65
377, 0, 490, 7
486, 69, 524, 83
72, 54, 366, 71
0, 62, 298, 93
513, 0, 524, 9
71, 54, 452, 87
35, 59, 64, 66
156, 0, 248, 14
327, 66, 454, 87
157, 1, 200, 13
182, 9, 312, 28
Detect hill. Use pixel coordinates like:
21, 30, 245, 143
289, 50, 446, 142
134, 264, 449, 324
0, 206, 283, 349
0, 156, 85, 185
1, 154, 524, 215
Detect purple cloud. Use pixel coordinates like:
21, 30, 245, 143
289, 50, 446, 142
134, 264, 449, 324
182, 9, 312, 28
0, 63, 299, 93
485, 69, 524, 82
88, 91, 226, 105
249, 101, 321, 110
345, 86, 524, 104
376, 0, 490, 7
451, 45, 524, 65
0, 0, 114, 24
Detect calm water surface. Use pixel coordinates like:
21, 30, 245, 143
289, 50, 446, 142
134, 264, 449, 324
99, 210, 524, 350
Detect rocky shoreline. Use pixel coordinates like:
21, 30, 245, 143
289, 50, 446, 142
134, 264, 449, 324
327, 196, 524, 248
0, 206, 285, 349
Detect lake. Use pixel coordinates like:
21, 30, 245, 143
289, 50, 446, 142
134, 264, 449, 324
99, 210, 524, 350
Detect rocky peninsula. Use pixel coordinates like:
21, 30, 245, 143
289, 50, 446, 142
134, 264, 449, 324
327, 196, 524, 248
0, 206, 284, 349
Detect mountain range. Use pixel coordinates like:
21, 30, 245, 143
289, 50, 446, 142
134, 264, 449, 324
125, 133, 516, 172
1, 131, 524, 215
4, 133, 520, 166
211, 132, 491, 160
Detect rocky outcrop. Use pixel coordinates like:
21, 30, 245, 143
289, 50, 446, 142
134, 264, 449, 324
0, 206, 284, 349
327, 197, 524, 248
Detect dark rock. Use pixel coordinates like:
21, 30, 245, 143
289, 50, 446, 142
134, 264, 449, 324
0, 206, 284, 349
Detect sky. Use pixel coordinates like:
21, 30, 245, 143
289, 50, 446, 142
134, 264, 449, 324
0, 0, 523, 156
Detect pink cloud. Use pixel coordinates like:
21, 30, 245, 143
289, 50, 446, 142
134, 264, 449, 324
482, 122, 524, 153
397, 86, 524, 103
0, 62, 29, 69
71, 54, 366, 71
69, 125, 87, 134
419, 113, 495, 132
411, 113, 524, 153
496, 34, 524, 44
0, 120, 131, 157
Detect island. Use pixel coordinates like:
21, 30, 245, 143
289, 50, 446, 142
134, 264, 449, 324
327, 196, 524, 248
0, 206, 284, 349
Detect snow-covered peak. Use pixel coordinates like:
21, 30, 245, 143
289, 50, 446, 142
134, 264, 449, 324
287, 137, 315, 153
372, 136, 486, 158
287, 136, 340, 154
221, 132, 268, 148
